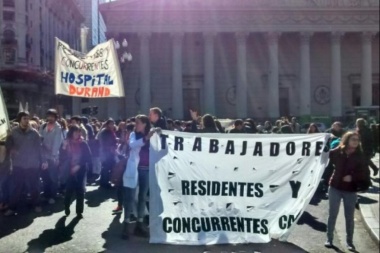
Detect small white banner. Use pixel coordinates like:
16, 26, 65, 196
149, 131, 330, 245
54, 38, 124, 98
0, 87, 10, 140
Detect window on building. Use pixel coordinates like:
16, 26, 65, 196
352, 84, 380, 106
3, 47, 16, 64
3, 11, 15, 21
3, 0, 15, 7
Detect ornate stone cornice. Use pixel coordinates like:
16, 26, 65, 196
104, 11, 379, 29
102, 0, 379, 11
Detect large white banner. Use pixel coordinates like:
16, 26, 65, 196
55, 38, 124, 98
149, 131, 330, 245
0, 87, 10, 140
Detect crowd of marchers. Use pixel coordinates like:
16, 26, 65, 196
0, 107, 378, 251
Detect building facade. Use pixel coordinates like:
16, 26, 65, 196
75, 0, 107, 49
0, 0, 83, 118
98, 0, 380, 121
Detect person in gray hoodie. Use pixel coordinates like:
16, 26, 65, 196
39, 109, 63, 204
4, 111, 47, 216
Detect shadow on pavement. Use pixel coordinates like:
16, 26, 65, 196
25, 215, 82, 253
85, 187, 116, 208
358, 195, 378, 205
297, 211, 327, 232
0, 198, 66, 239
309, 191, 328, 206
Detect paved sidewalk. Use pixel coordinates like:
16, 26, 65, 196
359, 153, 380, 243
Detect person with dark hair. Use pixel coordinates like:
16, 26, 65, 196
326, 121, 345, 139
190, 110, 218, 133
4, 112, 47, 216
122, 115, 155, 239
325, 132, 370, 251
70, 116, 88, 141
356, 118, 379, 176
97, 119, 117, 188
60, 124, 92, 218
58, 118, 69, 140
244, 119, 258, 133
307, 123, 320, 134
82, 116, 94, 141
215, 120, 225, 133
371, 123, 379, 153
149, 107, 167, 130
166, 119, 174, 131
227, 119, 245, 133
280, 125, 293, 134
39, 109, 64, 204
174, 120, 182, 131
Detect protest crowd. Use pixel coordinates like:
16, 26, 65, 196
0, 106, 379, 251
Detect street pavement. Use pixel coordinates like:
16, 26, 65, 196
0, 162, 379, 253
358, 154, 380, 243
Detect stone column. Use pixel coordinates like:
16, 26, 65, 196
300, 32, 313, 116
361, 32, 374, 106
172, 33, 184, 119
267, 32, 280, 118
203, 33, 216, 115
235, 32, 249, 119
330, 32, 343, 117
139, 32, 151, 114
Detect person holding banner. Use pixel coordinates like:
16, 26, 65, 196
122, 115, 155, 240
326, 132, 370, 251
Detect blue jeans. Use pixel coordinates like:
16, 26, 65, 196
123, 168, 149, 222
327, 187, 357, 245
41, 159, 59, 199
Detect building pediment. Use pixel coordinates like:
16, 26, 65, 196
101, 0, 379, 11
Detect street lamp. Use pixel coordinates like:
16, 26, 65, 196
114, 38, 132, 63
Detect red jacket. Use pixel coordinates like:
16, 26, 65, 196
329, 147, 369, 192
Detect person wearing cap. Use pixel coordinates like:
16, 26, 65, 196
39, 109, 64, 204
4, 111, 47, 216
97, 119, 117, 188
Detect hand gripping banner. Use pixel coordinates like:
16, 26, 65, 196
149, 131, 330, 245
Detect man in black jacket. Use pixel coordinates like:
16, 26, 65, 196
149, 107, 168, 130
356, 118, 379, 176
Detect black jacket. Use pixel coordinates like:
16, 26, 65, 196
153, 117, 168, 130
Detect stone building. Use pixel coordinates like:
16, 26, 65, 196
75, 0, 107, 49
0, 0, 83, 119
97, 0, 379, 121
